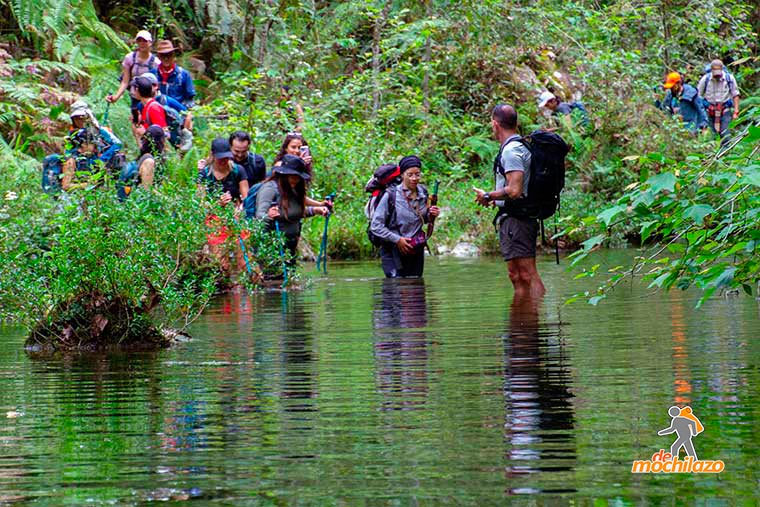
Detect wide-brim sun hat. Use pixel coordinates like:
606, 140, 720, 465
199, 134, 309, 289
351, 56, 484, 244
274, 154, 311, 181
155, 40, 177, 55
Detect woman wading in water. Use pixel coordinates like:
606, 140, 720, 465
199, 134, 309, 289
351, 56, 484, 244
254, 154, 329, 266
370, 156, 440, 278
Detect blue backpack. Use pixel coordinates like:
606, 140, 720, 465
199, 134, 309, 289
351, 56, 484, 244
569, 101, 590, 127
42, 154, 63, 194
243, 182, 281, 220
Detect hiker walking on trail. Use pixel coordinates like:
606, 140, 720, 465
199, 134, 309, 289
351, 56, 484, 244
198, 138, 251, 274
538, 91, 589, 128
272, 133, 332, 209
198, 138, 250, 206
107, 30, 160, 130
254, 155, 330, 263
138, 72, 193, 152
661, 72, 708, 134
474, 105, 546, 298
230, 131, 267, 187
133, 77, 168, 142
369, 156, 440, 279
151, 41, 196, 107
273, 133, 313, 176
697, 59, 740, 140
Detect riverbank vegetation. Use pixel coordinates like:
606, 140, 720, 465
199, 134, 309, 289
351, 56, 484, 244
0, 0, 758, 343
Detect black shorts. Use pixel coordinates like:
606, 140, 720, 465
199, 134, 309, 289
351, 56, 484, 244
499, 216, 538, 261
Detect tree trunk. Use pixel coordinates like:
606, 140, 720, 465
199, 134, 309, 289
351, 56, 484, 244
371, 0, 393, 119
421, 0, 433, 113
660, 0, 672, 70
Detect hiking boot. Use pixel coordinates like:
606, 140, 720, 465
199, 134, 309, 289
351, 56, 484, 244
179, 128, 193, 152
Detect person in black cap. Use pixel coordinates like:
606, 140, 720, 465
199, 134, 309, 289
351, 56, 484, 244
197, 137, 250, 207
370, 155, 440, 278
254, 154, 330, 262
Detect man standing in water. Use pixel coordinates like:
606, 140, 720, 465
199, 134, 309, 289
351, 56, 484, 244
474, 104, 545, 298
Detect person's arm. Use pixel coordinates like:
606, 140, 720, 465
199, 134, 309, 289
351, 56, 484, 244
182, 69, 196, 107
239, 179, 250, 200
165, 95, 187, 112
474, 170, 524, 205
255, 183, 277, 222
370, 192, 401, 245
729, 75, 740, 119
97, 127, 122, 164
295, 101, 304, 128
108, 57, 132, 102
657, 424, 675, 436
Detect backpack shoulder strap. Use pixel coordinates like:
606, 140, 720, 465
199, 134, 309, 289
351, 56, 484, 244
129, 50, 138, 77
148, 54, 156, 68
494, 136, 524, 174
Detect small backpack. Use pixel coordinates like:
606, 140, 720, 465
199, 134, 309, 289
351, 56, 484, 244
365, 164, 401, 246
243, 182, 266, 220
41, 154, 63, 194
118, 51, 156, 83
494, 130, 569, 220
568, 101, 590, 127
154, 95, 183, 134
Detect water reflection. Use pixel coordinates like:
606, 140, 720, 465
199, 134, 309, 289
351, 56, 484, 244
503, 297, 576, 494
372, 279, 430, 411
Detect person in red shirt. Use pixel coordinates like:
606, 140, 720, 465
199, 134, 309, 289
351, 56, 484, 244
133, 76, 168, 140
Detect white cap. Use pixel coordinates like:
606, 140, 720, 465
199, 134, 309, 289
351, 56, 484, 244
538, 91, 556, 108
135, 30, 153, 42
70, 100, 90, 118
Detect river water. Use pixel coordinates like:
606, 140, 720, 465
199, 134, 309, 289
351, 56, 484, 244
0, 254, 757, 504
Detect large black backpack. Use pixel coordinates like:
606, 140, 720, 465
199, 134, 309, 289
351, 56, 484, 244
494, 130, 569, 220
365, 164, 401, 247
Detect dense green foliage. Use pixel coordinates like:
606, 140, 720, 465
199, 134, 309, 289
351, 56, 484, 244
0, 0, 758, 337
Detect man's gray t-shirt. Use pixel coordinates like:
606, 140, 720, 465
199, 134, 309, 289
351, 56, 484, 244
494, 135, 531, 207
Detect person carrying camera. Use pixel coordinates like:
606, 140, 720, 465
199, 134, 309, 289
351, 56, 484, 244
370, 155, 440, 278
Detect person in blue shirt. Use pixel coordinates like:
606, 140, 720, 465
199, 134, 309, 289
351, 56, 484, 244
61, 101, 123, 191
661, 72, 708, 134
151, 40, 195, 107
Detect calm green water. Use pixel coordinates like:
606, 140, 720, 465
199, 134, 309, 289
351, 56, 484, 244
0, 253, 758, 505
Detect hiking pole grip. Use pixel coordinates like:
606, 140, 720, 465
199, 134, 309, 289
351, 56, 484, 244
427, 180, 440, 239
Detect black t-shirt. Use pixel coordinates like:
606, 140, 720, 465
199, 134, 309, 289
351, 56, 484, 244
198, 162, 246, 201
235, 152, 267, 187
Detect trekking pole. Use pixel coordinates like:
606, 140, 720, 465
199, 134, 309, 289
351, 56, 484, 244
233, 217, 253, 276
426, 180, 440, 239
316, 192, 336, 274
274, 220, 288, 289
103, 102, 110, 126
554, 201, 561, 265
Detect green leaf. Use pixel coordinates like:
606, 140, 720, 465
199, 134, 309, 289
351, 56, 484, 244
597, 205, 626, 227
741, 165, 760, 187
683, 204, 714, 226
581, 234, 605, 251
647, 172, 676, 194
639, 221, 658, 243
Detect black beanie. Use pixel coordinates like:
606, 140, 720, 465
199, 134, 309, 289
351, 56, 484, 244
398, 155, 421, 174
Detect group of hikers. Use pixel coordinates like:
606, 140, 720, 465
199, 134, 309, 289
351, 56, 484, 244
40, 29, 743, 292
656, 59, 741, 139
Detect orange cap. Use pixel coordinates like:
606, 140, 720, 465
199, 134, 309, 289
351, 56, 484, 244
663, 72, 681, 89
